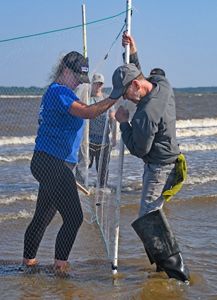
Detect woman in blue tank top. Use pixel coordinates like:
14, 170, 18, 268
23, 51, 119, 273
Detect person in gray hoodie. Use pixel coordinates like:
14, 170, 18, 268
111, 32, 190, 283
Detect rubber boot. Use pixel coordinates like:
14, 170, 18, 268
131, 209, 190, 282
145, 247, 163, 272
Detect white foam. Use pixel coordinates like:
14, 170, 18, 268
0, 210, 32, 223
0, 154, 32, 162
111, 142, 217, 155
180, 143, 217, 152
0, 136, 35, 146
176, 118, 217, 138
176, 118, 217, 129
177, 127, 217, 138
186, 174, 217, 185
0, 194, 37, 205
0, 95, 41, 99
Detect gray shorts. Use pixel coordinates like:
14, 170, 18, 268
139, 163, 176, 217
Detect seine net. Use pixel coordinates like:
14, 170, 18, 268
0, 10, 129, 273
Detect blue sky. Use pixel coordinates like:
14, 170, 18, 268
0, 0, 216, 88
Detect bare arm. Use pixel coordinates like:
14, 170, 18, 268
68, 97, 118, 119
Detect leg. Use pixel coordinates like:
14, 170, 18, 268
139, 163, 176, 217
23, 152, 58, 263
28, 154, 83, 271
133, 163, 190, 282
23, 184, 56, 261
75, 146, 86, 184
132, 210, 190, 282
99, 144, 110, 187
89, 143, 95, 169
95, 144, 110, 187
54, 163, 83, 262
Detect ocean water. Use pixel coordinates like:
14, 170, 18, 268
0, 93, 217, 300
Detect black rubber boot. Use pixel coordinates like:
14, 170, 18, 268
144, 247, 163, 272
131, 209, 190, 283
160, 252, 190, 282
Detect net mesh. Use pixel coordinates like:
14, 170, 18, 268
0, 13, 128, 273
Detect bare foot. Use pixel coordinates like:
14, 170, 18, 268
54, 259, 71, 274
23, 258, 38, 266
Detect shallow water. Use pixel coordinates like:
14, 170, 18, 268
1, 93, 217, 299
1, 195, 217, 300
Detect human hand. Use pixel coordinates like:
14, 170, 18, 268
115, 106, 129, 123
122, 31, 137, 54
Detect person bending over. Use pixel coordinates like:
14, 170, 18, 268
112, 32, 190, 283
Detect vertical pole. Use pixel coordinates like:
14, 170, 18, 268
112, 0, 132, 275
124, 0, 132, 64
82, 4, 87, 59
81, 4, 89, 187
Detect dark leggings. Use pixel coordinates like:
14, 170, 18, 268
23, 151, 83, 261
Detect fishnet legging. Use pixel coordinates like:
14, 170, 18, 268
23, 151, 83, 261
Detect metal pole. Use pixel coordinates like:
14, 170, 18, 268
82, 4, 87, 59
112, 0, 132, 275
81, 4, 89, 187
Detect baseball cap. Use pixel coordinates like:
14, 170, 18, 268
63, 51, 90, 83
150, 68, 165, 77
92, 73, 104, 84
110, 63, 141, 99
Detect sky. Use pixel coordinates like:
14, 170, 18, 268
0, 0, 217, 88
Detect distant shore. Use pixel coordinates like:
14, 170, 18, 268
1, 86, 217, 96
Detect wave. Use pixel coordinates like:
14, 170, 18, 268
176, 118, 217, 129
0, 136, 35, 146
176, 118, 217, 138
0, 209, 32, 223
0, 194, 37, 205
122, 173, 217, 188
186, 174, 217, 185
177, 127, 217, 138
0, 154, 32, 162
0, 118, 216, 153
180, 143, 217, 152
1, 134, 216, 150
0, 95, 40, 99
1, 141, 217, 157
111, 141, 217, 156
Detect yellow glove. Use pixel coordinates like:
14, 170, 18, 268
162, 154, 187, 202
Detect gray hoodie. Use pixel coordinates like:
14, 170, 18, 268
120, 53, 180, 164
